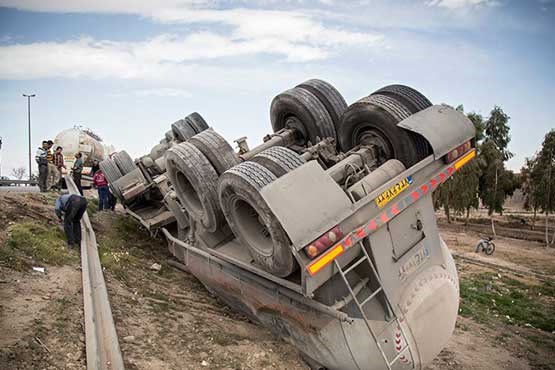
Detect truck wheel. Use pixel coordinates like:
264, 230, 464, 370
371, 85, 433, 160
185, 112, 209, 134
270, 87, 336, 147
188, 129, 240, 175
338, 94, 422, 167
171, 119, 196, 143
113, 150, 136, 175
165, 129, 176, 142
296, 79, 347, 131
251, 146, 306, 178
99, 158, 123, 200
150, 142, 169, 161
371, 84, 432, 114
165, 142, 223, 232
219, 161, 297, 277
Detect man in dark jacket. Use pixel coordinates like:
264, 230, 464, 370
55, 193, 88, 248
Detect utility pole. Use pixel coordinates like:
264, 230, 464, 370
23, 94, 36, 181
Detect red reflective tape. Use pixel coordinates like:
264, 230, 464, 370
439, 172, 446, 182
356, 228, 365, 238
430, 178, 438, 189
420, 184, 429, 194
344, 235, 353, 247
391, 203, 400, 215
380, 213, 389, 223
368, 219, 377, 231
411, 191, 420, 201
447, 166, 454, 175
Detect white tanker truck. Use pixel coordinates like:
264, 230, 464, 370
53, 127, 116, 186
101, 80, 475, 370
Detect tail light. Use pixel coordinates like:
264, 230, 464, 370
304, 226, 343, 259
445, 140, 472, 163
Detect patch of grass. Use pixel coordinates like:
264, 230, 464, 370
86, 198, 99, 217
0, 221, 78, 270
96, 216, 151, 280
459, 273, 555, 332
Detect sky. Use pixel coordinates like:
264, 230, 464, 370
0, 0, 553, 177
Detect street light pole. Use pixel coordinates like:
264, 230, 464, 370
23, 94, 36, 181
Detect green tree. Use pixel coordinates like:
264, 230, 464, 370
478, 106, 520, 235
521, 157, 540, 230
530, 130, 555, 246
434, 107, 482, 223
484, 106, 513, 160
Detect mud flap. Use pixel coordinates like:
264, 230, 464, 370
397, 105, 475, 159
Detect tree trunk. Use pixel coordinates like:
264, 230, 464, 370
547, 212, 554, 247
532, 208, 537, 231
465, 208, 470, 225
445, 206, 451, 224
491, 211, 497, 238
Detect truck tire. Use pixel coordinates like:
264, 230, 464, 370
99, 158, 123, 200
150, 142, 169, 161
372, 84, 432, 114
113, 150, 136, 175
165, 142, 223, 232
270, 87, 336, 146
251, 146, 306, 178
296, 79, 347, 131
188, 129, 240, 175
185, 112, 209, 134
337, 94, 422, 167
219, 161, 297, 277
371, 85, 433, 160
171, 119, 196, 143
165, 129, 176, 142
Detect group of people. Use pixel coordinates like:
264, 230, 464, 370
36, 141, 118, 248
35, 140, 83, 193
54, 164, 117, 249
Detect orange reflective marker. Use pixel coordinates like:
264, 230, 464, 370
307, 244, 345, 276
454, 149, 476, 170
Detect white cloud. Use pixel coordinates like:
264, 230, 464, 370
427, 0, 499, 9
0, 26, 381, 81
0, 3, 384, 81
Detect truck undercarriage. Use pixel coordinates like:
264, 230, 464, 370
101, 80, 475, 370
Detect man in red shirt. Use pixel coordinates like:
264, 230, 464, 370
92, 169, 110, 211
52, 146, 66, 190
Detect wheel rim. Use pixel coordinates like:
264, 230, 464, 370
284, 116, 308, 146
175, 170, 203, 216
355, 124, 394, 159
230, 197, 274, 257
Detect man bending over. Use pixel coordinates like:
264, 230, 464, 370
55, 193, 88, 249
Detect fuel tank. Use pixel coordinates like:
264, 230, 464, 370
53, 127, 116, 171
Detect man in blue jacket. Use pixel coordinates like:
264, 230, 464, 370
55, 193, 88, 248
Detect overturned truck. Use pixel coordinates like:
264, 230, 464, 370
101, 80, 475, 370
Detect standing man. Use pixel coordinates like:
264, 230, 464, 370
55, 193, 88, 248
92, 169, 109, 211
72, 152, 84, 195
52, 146, 65, 190
35, 140, 49, 192
46, 140, 58, 190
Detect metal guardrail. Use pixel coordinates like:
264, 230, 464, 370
0, 179, 38, 186
65, 175, 125, 370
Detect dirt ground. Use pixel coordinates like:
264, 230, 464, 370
1, 192, 554, 370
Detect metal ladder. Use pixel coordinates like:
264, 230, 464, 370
333, 242, 415, 370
